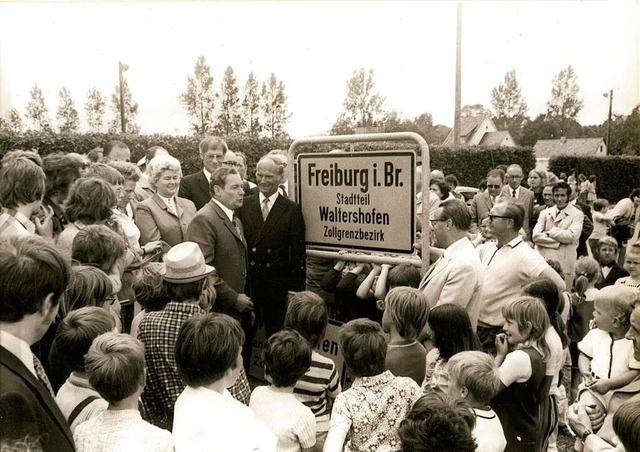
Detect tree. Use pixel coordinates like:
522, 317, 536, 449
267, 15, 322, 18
547, 65, 583, 122
180, 55, 216, 135
214, 66, 245, 137
460, 103, 491, 118
56, 87, 79, 133
619, 105, 640, 155
242, 72, 262, 137
25, 84, 50, 131
332, 68, 386, 133
517, 114, 582, 147
85, 88, 107, 133
491, 70, 528, 131
109, 78, 140, 134
261, 73, 291, 139
7, 108, 23, 132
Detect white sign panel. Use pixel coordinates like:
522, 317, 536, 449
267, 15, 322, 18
297, 151, 416, 254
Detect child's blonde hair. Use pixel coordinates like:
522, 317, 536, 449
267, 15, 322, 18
595, 285, 639, 327
384, 287, 430, 340
502, 296, 550, 360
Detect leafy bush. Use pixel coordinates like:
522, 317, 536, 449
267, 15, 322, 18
0, 130, 535, 187
549, 155, 640, 203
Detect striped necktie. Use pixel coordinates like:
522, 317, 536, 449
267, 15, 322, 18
33, 355, 54, 397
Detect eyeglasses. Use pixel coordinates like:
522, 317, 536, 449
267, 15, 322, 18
488, 214, 513, 222
506, 175, 522, 179
430, 218, 449, 227
486, 184, 502, 189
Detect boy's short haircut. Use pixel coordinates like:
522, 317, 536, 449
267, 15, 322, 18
387, 264, 421, 289
104, 141, 129, 159
0, 236, 71, 323
86, 163, 125, 186
264, 329, 312, 388
51, 307, 115, 373
134, 263, 170, 312
598, 236, 619, 251
61, 265, 112, 318
340, 319, 387, 377
85, 332, 145, 404
71, 225, 126, 273
385, 287, 430, 340
447, 351, 502, 403
65, 177, 117, 223
0, 157, 46, 208
175, 313, 244, 387
165, 279, 206, 303
398, 392, 477, 452
284, 291, 328, 348
108, 161, 141, 182
595, 285, 638, 327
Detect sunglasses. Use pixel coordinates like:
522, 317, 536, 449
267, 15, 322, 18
487, 184, 502, 189
488, 214, 513, 221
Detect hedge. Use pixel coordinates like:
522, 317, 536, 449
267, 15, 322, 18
0, 130, 535, 187
549, 155, 640, 203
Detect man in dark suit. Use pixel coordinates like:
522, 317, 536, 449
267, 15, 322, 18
186, 167, 253, 320
0, 236, 74, 452
501, 164, 535, 239
179, 136, 228, 210
237, 155, 306, 338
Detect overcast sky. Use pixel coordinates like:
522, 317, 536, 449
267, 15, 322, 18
0, 1, 637, 137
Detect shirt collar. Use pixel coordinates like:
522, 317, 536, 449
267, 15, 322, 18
0, 330, 36, 378
353, 369, 394, 389
158, 194, 175, 206
259, 191, 279, 206
165, 301, 207, 315
211, 198, 236, 222
203, 168, 212, 183
510, 186, 520, 197
4, 209, 36, 234
443, 236, 469, 258
505, 235, 524, 248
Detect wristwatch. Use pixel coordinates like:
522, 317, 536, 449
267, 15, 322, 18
580, 428, 592, 442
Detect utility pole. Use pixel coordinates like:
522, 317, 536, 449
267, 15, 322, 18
453, 1, 462, 148
118, 62, 129, 133
605, 89, 613, 149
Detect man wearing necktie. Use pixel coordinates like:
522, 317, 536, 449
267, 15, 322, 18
238, 155, 306, 342
0, 236, 75, 451
418, 199, 484, 330
187, 167, 253, 322
501, 164, 535, 240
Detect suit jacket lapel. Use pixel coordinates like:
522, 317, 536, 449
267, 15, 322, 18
152, 193, 178, 218
0, 346, 74, 446
212, 202, 244, 245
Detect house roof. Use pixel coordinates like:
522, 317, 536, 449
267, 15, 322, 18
442, 116, 487, 146
478, 131, 513, 147
533, 137, 605, 158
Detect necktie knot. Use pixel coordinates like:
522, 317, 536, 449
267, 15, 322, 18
512, 189, 517, 198
261, 198, 270, 221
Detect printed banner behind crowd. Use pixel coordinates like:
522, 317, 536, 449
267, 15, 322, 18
297, 151, 416, 254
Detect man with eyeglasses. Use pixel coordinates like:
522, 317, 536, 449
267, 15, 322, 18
532, 181, 584, 289
419, 199, 483, 330
179, 136, 228, 210
268, 149, 290, 198
476, 199, 566, 353
470, 169, 508, 234
501, 164, 535, 240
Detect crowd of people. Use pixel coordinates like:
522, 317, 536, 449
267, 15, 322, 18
1, 138, 640, 452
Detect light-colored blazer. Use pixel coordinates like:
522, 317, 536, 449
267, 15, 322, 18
418, 237, 484, 330
502, 185, 535, 238
532, 203, 584, 285
135, 194, 196, 247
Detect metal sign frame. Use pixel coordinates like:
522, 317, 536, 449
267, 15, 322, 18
285, 132, 431, 274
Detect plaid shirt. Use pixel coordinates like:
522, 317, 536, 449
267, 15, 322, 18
138, 302, 251, 430
0, 210, 34, 242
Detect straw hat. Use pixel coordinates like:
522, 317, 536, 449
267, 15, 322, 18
163, 242, 215, 283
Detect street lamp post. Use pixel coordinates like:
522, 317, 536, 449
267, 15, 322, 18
118, 62, 129, 133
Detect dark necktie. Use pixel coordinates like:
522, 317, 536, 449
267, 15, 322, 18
279, 184, 288, 198
512, 189, 517, 198
33, 355, 54, 397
